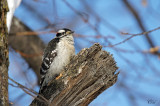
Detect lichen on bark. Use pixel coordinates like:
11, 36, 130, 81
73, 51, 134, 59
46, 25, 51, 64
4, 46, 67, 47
0, 0, 9, 106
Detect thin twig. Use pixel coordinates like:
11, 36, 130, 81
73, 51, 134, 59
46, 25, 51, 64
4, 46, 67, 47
9, 83, 38, 100
15, 50, 43, 58
106, 35, 135, 47
9, 83, 48, 104
106, 26, 160, 47
123, 0, 154, 48
121, 27, 160, 36
62, 0, 101, 35
9, 30, 56, 36
8, 77, 49, 105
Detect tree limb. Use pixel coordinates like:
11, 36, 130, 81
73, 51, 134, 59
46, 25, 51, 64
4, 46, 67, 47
8, 77, 49, 104
0, 0, 9, 105
30, 43, 119, 106
9, 17, 46, 83
106, 26, 160, 48
122, 0, 160, 57
123, 0, 155, 48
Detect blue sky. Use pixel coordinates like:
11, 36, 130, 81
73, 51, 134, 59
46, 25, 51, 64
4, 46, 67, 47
9, 0, 160, 106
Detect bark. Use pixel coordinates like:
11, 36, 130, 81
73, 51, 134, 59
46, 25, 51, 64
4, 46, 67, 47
0, 0, 9, 106
30, 43, 119, 106
9, 17, 46, 83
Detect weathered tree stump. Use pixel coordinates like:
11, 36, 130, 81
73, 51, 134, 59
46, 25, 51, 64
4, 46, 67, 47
30, 43, 119, 106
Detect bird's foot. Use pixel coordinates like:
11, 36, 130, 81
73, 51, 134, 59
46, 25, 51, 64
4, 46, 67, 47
56, 73, 63, 80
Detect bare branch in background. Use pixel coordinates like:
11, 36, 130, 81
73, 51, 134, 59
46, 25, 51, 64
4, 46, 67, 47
106, 26, 160, 49
9, 17, 46, 84
121, 26, 160, 36
123, 0, 155, 48
63, 0, 101, 35
79, 0, 120, 34
9, 77, 49, 105
9, 30, 56, 36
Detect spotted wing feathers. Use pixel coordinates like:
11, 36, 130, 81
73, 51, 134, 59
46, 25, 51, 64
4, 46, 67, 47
40, 50, 57, 85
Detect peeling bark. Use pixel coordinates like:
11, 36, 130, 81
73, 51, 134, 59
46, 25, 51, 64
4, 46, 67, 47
30, 43, 119, 106
0, 0, 9, 106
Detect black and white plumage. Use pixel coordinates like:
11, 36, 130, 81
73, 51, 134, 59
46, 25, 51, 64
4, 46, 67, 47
40, 28, 75, 90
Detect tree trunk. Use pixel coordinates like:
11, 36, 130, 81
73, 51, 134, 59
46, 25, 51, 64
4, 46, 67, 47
30, 43, 119, 106
0, 0, 9, 106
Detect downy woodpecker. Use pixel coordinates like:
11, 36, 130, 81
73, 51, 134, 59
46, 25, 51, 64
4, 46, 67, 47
40, 28, 75, 90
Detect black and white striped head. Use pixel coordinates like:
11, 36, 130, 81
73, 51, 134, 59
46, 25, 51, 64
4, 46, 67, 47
56, 28, 74, 38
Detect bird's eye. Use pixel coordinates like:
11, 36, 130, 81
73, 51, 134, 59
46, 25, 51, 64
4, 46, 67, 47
56, 33, 61, 37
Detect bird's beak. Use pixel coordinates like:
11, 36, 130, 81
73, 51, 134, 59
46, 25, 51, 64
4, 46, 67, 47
71, 31, 74, 34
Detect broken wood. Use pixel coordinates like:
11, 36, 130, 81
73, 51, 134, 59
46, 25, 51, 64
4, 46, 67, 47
30, 43, 119, 106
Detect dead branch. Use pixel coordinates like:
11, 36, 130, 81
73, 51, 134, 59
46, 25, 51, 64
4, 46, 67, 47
123, 0, 155, 48
8, 77, 49, 104
121, 26, 160, 36
9, 30, 56, 36
106, 26, 160, 48
9, 17, 46, 83
30, 43, 119, 106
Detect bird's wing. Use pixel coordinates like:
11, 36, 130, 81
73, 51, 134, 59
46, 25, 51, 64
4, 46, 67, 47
40, 50, 57, 85
40, 38, 59, 86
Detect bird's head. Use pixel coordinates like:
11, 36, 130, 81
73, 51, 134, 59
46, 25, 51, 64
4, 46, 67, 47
56, 28, 74, 38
